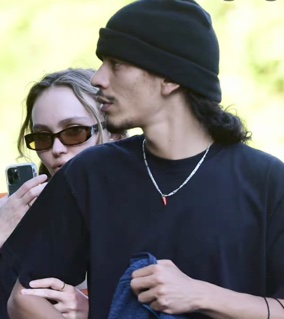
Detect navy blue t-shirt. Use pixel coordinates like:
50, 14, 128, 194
1, 135, 284, 319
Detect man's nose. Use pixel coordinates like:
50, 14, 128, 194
91, 63, 110, 89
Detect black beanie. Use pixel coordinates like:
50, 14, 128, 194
96, 0, 222, 103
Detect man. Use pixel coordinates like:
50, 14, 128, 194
4, 0, 284, 318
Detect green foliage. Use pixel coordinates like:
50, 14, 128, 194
0, 0, 283, 191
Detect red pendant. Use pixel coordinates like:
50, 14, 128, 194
162, 196, 167, 206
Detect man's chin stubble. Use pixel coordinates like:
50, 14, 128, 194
106, 119, 134, 134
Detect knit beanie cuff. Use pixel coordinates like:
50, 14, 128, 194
97, 28, 221, 102
96, 0, 222, 103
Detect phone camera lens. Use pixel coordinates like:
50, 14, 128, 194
8, 168, 19, 184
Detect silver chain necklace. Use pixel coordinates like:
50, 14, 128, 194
142, 138, 211, 206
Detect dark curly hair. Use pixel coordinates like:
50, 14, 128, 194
183, 88, 251, 144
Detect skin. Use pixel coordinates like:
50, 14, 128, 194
0, 175, 47, 247
3, 84, 112, 319
32, 85, 108, 176
15, 86, 101, 318
22, 278, 88, 318
0, 85, 108, 247
8, 59, 284, 318
94, 58, 211, 159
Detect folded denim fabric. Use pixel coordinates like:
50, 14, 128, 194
107, 252, 189, 319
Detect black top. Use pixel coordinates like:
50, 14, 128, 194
1, 135, 284, 319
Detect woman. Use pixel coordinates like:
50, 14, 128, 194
0, 68, 126, 319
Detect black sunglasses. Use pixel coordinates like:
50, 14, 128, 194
25, 122, 105, 151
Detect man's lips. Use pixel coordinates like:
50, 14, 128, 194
95, 94, 115, 112
95, 95, 111, 105
99, 103, 111, 112
96, 98, 112, 112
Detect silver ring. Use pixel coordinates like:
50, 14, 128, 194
60, 282, 65, 291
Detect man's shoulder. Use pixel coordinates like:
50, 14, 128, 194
59, 134, 144, 194
66, 134, 144, 170
225, 143, 284, 183
232, 143, 284, 167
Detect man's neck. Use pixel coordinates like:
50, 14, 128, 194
142, 120, 212, 160
139, 88, 213, 160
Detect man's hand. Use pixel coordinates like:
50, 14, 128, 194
131, 259, 206, 314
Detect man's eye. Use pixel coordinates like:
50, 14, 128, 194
109, 59, 122, 69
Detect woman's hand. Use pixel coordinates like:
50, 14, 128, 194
0, 174, 48, 247
21, 278, 89, 319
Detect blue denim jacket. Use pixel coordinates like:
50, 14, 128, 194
107, 252, 189, 319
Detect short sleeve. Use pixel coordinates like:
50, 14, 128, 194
266, 156, 284, 297
0, 168, 88, 289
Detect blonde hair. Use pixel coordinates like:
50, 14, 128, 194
17, 68, 127, 176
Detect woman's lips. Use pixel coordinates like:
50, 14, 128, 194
53, 163, 65, 172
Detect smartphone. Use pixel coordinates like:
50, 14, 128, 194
5, 163, 38, 195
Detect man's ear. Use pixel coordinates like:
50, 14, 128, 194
161, 79, 180, 96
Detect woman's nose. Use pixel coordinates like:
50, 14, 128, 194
51, 137, 68, 156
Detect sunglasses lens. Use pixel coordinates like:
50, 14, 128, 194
25, 125, 96, 151
26, 133, 53, 151
60, 127, 90, 145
